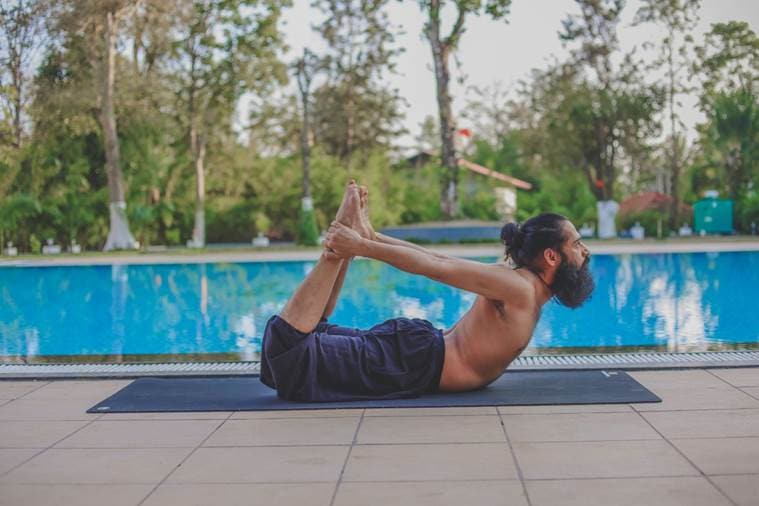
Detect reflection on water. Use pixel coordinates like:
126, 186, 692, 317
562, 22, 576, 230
1, 251, 759, 361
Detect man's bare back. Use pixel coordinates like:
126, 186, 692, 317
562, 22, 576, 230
439, 267, 543, 391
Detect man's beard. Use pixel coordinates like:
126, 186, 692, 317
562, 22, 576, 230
551, 252, 595, 309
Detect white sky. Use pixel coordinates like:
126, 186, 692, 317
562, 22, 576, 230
275, 0, 759, 150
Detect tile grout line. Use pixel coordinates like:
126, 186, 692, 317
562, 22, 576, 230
705, 369, 759, 395
10, 381, 52, 401
498, 413, 533, 506
5, 474, 751, 486
11, 433, 759, 452
329, 408, 365, 506
630, 404, 739, 506
136, 410, 235, 506
0, 380, 52, 407
0, 410, 106, 480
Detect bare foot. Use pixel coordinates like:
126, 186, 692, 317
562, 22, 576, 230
357, 185, 376, 240
334, 180, 360, 229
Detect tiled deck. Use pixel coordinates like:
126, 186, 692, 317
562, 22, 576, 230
1, 368, 758, 506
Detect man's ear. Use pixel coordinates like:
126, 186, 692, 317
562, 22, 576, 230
544, 247, 561, 267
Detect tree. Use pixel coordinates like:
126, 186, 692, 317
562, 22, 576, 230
310, 0, 405, 164
294, 47, 320, 245
166, 0, 289, 247
417, 0, 512, 218
54, 0, 144, 250
698, 91, 758, 229
634, 0, 701, 229
0, 0, 48, 151
694, 21, 758, 111
559, 0, 663, 203
461, 80, 513, 147
693, 22, 758, 231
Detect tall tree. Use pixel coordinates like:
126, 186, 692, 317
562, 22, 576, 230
0, 0, 48, 151
693, 22, 758, 224
167, 0, 288, 247
559, 0, 663, 203
694, 21, 758, 108
56, 0, 142, 250
294, 47, 320, 245
417, 0, 512, 218
634, 0, 701, 229
311, 0, 405, 164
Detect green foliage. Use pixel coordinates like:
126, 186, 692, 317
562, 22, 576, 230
617, 209, 665, 238
736, 191, 759, 231
400, 163, 443, 224
0, 193, 42, 250
1, 0, 757, 253
296, 208, 320, 246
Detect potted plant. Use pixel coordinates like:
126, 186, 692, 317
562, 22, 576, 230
253, 211, 271, 247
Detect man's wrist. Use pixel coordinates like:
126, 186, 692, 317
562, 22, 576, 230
357, 237, 372, 258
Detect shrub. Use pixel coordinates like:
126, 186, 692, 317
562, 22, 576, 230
617, 209, 666, 238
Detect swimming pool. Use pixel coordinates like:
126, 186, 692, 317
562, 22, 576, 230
1, 251, 758, 363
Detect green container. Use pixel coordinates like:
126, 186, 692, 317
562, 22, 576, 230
694, 198, 733, 234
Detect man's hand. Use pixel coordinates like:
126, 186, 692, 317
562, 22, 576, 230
324, 221, 365, 258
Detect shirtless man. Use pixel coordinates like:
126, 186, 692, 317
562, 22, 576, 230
259, 180, 594, 401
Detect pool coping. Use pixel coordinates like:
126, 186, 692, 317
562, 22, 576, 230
2, 351, 759, 379
2, 239, 759, 266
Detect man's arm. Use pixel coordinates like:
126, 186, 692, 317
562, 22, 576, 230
358, 238, 531, 306
374, 232, 448, 260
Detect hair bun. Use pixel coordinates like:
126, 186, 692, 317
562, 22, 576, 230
500, 222, 524, 250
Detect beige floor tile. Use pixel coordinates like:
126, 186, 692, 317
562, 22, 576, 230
671, 437, 759, 474
167, 446, 348, 483
0, 398, 101, 421
363, 407, 498, 416
99, 411, 232, 421
334, 480, 527, 506
23, 380, 132, 401
642, 409, 759, 439
0, 381, 48, 400
628, 370, 759, 411
0, 448, 40, 474
143, 483, 335, 506
0, 420, 89, 448
709, 368, 759, 387
743, 387, 759, 400
497, 404, 632, 415
55, 420, 221, 448
526, 477, 732, 506
710, 474, 759, 506
502, 412, 661, 442
204, 417, 358, 446
513, 440, 699, 480
356, 415, 505, 444
344, 443, 517, 481
230, 408, 362, 419
0, 484, 153, 506
0, 448, 191, 484
630, 370, 729, 388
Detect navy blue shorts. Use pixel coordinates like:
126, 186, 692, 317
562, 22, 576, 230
260, 314, 446, 402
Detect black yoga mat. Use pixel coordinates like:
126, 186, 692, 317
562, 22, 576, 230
87, 370, 660, 413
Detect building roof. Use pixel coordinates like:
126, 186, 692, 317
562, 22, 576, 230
457, 158, 533, 190
619, 191, 693, 216
405, 150, 533, 190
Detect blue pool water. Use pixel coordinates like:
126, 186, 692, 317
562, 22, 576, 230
1, 251, 758, 362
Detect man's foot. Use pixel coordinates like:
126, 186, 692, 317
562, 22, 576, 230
334, 180, 361, 230
357, 185, 376, 240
